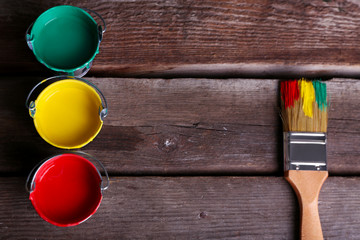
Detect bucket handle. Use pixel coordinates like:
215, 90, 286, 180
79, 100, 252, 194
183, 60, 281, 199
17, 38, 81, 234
25, 22, 34, 51
25, 152, 110, 193
25, 76, 108, 121
25, 155, 50, 193
76, 151, 110, 191
81, 8, 106, 41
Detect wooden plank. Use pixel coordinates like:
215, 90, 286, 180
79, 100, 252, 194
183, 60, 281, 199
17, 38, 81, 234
0, 77, 359, 175
2, 0, 360, 77
0, 176, 359, 239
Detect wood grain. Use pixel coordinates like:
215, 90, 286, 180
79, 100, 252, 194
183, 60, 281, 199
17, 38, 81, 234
0, 176, 359, 239
2, 0, 360, 77
0, 77, 359, 175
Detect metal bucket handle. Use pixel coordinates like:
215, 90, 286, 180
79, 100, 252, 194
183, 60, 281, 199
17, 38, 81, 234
81, 8, 106, 42
26, 152, 110, 193
25, 75, 108, 121
77, 151, 110, 191
25, 22, 34, 51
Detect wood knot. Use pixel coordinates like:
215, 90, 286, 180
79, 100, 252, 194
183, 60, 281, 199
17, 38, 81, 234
158, 137, 178, 153
198, 211, 208, 219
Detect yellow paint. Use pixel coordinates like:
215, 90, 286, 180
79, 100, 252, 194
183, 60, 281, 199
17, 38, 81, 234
32, 79, 103, 149
299, 79, 315, 118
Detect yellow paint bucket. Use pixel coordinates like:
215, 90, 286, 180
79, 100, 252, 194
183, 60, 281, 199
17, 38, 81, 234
26, 76, 108, 149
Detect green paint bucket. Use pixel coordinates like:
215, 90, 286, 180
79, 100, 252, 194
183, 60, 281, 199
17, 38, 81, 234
26, 5, 106, 77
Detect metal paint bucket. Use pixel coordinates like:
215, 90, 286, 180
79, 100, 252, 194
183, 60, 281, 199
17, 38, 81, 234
25, 5, 106, 77
26, 152, 109, 227
26, 76, 108, 149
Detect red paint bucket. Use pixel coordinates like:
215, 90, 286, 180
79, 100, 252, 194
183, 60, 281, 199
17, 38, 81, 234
26, 152, 109, 227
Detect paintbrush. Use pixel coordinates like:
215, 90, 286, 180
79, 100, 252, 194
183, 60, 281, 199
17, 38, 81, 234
280, 78, 328, 240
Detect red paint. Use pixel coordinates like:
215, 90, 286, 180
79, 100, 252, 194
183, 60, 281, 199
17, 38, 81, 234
281, 80, 299, 109
29, 154, 102, 227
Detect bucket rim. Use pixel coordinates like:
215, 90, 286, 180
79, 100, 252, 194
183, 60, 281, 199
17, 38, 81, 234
32, 78, 104, 149
28, 153, 103, 227
29, 5, 101, 74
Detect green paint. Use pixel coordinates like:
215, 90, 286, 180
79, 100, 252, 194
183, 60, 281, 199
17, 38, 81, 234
312, 80, 327, 111
29, 6, 99, 74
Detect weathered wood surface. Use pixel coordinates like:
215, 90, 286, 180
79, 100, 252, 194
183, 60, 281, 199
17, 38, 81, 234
0, 77, 358, 175
2, 0, 360, 77
2, 0, 360, 238
0, 176, 359, 239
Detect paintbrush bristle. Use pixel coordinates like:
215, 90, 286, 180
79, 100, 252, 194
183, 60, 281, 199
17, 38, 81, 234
281, 78, 328, 132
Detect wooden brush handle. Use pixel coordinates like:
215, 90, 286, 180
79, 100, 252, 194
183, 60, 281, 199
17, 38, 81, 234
285, 170, 328, 240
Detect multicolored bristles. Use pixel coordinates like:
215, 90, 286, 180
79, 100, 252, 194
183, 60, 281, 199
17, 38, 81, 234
282, 78, 329, 239
281, 78, 328, 132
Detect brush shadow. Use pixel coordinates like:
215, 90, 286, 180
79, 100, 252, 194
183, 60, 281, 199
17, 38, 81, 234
277, 79, 301, 239
276, 79, 284, 176
291, 194, 300, 240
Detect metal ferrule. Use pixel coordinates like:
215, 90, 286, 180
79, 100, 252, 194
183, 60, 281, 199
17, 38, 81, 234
284, 132, 327, 171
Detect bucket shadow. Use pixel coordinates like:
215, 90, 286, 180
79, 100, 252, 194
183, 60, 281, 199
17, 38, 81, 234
89, 125, 144, 152
0, 0, 99, 173
0, 0, 65, 76
0, 76, 145, 176
0, 77, 57, 175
